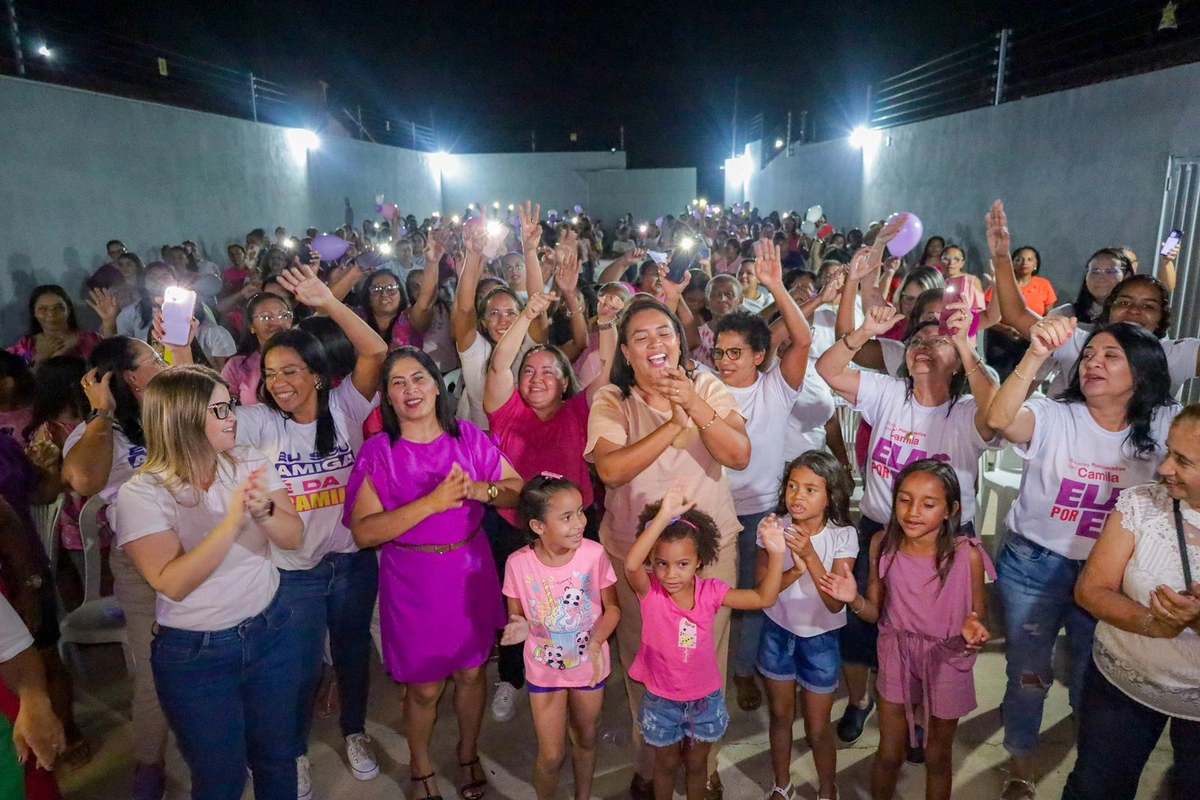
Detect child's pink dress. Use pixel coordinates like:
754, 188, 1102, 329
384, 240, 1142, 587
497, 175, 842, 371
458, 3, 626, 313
876, 536, 995, 745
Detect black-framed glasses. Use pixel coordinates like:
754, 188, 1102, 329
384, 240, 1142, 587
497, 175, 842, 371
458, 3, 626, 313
710, 346, 744, 361
369, 284, 401, 296
252, 310, 294, 324
207, 398, 240, 420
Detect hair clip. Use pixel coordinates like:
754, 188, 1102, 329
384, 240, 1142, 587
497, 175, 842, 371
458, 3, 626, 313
670, 516, 697, 530
539, 471, 564, 479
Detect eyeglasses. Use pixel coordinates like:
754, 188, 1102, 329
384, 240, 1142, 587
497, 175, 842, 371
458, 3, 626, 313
906, 336, 953, 351
135, 354, 168, 370
1087, 267, 1125, 278
207, 398, 240, 420
369, 284, 401, 296
710, 347, 745, 361
264, 366, 310, 383
252, 310, 294, 324
486, 309, 520, 320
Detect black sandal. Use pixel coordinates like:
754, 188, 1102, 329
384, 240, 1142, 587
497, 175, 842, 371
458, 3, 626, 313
411, 771, 443, 800
458, 757, 488, 800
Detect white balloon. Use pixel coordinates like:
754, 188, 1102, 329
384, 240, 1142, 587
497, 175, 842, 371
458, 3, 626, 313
800, 220, 817, 235
806, 205, 823, 224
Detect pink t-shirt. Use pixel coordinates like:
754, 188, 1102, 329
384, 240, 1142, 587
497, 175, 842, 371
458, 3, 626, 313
629, 574, 729, 701
502, 539, 617, 689
221, 351, 262, 406
488, 391, 593, 526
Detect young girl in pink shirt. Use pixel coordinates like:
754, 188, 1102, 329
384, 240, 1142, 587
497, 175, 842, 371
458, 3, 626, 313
625, 478, 787, 800
821, 460, 993, 800
501, 474, 621, 800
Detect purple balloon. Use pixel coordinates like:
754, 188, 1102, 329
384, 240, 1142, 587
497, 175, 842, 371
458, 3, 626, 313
573, 204, 583, 214
311, 234, 350, 262
886, 212, 924, 259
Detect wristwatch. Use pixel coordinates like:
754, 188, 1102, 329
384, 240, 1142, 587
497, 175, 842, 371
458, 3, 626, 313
486, 482, 499, 502
250, 500, 276, 521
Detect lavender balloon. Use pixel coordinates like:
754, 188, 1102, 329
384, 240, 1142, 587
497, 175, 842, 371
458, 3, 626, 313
573, 204, 583, 214
885, 212, 923, 258
311, 234, 350, 262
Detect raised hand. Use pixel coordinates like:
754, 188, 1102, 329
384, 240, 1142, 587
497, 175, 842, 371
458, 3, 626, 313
80, 369, 117, 413
278, 261, 336, 310
757, 515, 787, 555
500, 613, 530, 646
152, 309, 199, 348
661, 265, 691, 304
847, 246, 877, 283
424, 230, 446, 266
518, 201, 543, 251
876, 213, 907, 252
523, 291, 559, 321
87, 287, 120, 324
555, 247, 581, 295
818, 564, 858, 604
817, 266, 847, 304
942, 298, 973, 343
597, 293, 625, 325
961, 611, 990, 652
1027, 315, 1077, 358
753, 240, 785, 290
859, 304, 905, 337
656, 477, 695, 521
985, 200, 1012, 260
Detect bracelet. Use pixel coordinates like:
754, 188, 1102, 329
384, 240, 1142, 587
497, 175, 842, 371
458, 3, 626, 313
839, 333, 864, 353
1012, 368, 1028, 382
598, 321, 616, 330
850, 596, 866, 615
697, 413, 719, 431
964, 359, 983, 378
250, 499, 276, 522
1139, 611, 1155, 637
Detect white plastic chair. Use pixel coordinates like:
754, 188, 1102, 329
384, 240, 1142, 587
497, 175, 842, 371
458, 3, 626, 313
979, 446, 1025, 545
836, 402, 861, 478
31, 496, 65, 579
58, 495, 132, 675
442, 367, 465, 404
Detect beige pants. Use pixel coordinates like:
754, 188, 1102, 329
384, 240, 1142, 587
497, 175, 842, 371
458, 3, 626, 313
605, 536, 738, 779
110, 546, 170, 766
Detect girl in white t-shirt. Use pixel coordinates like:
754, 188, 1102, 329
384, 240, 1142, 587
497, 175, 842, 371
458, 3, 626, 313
115, 366, 303, 799
233, 261, 388, 788
756, 452, 858, 800
985, 316, 1180, 800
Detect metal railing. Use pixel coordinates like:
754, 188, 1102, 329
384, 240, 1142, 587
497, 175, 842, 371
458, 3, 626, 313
1, 3, 437, 150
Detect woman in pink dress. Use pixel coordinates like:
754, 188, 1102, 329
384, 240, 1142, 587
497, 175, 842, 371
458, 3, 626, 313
345, 346, 523, 800
8, 286, 103, 372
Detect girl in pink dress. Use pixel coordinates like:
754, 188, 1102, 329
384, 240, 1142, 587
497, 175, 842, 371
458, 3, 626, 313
345, 346, 523, 800
822, 460, 993, 800
500, 475, 620, 800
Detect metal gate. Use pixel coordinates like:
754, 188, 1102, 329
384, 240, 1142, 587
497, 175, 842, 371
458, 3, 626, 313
1155, 156, 1200, 404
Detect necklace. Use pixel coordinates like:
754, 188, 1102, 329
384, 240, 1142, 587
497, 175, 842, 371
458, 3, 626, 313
894, 398, 944, 442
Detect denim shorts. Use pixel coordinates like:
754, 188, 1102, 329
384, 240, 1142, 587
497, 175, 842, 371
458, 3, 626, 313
756, 618, 841, 693
639, 688, 729, 747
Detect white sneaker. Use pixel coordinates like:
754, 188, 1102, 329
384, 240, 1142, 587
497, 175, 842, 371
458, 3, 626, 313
345, 733, 380, 781
491, 681, 518, 722
296, 755, 313, 800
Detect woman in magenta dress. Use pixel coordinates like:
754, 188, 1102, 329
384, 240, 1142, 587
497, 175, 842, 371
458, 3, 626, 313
345, 346, 523, 800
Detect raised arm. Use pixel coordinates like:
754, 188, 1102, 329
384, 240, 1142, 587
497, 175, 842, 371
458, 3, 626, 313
1157, 239, 1178, 293
407, 233, 446, 333
756, 241, 812, 389
987, 201, 1041, 339
586, 295, 622, 403
278, 258, 388, 400
86, 288, 121, 338
483, 291, 557, 415
453, 217, 489, 351
554, 244, 589, 360
61, 371, 116, 497
518, 201, 549, 292
723, 516, 786, 610
816, 305, 904, 404
623, 479, 693, 599
943, 298, 1001, 439
837, 248, 886, 371
986, 315, 1077, 443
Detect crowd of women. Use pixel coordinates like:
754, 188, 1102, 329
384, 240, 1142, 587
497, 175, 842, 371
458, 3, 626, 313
0, 197, 1195, 800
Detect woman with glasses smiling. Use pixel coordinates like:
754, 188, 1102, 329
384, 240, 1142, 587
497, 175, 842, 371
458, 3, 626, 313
816, 301, 1000, 753
356, 269, 430, 351
220, 293, 295, 406
233, 261, 388, 794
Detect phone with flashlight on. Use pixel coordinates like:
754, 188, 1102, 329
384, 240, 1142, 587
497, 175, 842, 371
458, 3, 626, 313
666, 241, 695, 284
160, 286, 197, 346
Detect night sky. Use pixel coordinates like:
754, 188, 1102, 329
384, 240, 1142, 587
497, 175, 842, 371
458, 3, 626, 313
29, 0, 1061, 197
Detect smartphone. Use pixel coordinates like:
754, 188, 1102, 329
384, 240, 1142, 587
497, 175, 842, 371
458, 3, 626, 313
939, 276, 967, 327
161, 286, 196, 346
647, 250, 669, 265
1161, 229, 1183, 257
666, 249, 693, 284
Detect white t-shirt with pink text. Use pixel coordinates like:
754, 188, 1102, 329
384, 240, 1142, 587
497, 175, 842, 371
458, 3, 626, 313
1004, 399, 1179, 560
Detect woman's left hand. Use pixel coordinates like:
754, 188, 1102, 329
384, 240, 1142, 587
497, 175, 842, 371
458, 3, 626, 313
943, 299, 973, 343
651, 365, 695, 409
961, 611, 990, 652
278, 261, 335, 310
152, 310, 200, 348
1150, 583, 1200, 629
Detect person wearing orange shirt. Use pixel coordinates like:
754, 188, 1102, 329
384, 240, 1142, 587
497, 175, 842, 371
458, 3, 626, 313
984, 246, 1057, 380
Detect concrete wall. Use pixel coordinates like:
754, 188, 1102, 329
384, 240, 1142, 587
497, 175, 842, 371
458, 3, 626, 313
585, 168, 697, 229
439, 151, 627, 220
740, 60, 1200, 294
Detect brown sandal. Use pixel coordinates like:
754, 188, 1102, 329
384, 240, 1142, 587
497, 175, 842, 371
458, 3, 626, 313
458, 758, 488, 800
411, 771, 443, 800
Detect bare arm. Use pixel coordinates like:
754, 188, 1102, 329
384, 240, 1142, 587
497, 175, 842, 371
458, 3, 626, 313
816, 306, 903, 404
820, 532, 885, 624
986, 316, 1075, 443
986, 201, 1040, 338
483, 293, 552, 416
756, 242, 812, 389
585, 298, 622, 403
61, 373, 116, 497
591, 422, 683, 489
453, 227, 488, 351
408, 236, 445, 333
725, 517, 787, 609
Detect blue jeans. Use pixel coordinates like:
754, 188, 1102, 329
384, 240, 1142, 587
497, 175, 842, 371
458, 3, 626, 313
733, 510, 771, 677
151, 590, 299, 800
995, 532, 1096, 757
1063, 659, 1200, 800
277, 549, 379, 756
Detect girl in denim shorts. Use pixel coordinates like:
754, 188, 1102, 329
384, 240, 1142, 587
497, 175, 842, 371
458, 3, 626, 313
624, 479, 787, 800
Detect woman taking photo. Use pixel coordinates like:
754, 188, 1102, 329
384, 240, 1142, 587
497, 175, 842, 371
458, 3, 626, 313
220, 293, 294, 407
115, 366, 303, 800
586, 295, 750, 799
1065, 406, 1200, 799
357, 269, 430, 351
234, 261, 387, 793
8, 286, 103, 371
817, 300, 1000, 750
347, 347, 523, 800
115, 262, 236, 369
984, 317, 1179, 800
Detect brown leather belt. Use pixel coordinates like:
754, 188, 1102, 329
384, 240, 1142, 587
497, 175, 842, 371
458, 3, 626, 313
393, 526, 481, 554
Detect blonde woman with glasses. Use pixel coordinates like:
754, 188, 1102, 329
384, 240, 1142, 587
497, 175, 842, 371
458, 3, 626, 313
115, 366, 303, 800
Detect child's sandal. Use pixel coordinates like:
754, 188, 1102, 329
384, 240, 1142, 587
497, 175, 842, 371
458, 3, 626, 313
458, 758, 488, 800
410, 771, 443, 800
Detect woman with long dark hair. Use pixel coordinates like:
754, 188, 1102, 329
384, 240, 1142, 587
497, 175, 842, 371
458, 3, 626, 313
346, 347, 523, 800
8, 286, 103, 371
587, 294, 750, 799
984, 317, 1179, 800
356, 269, 427, 350
233, 261, 388, 794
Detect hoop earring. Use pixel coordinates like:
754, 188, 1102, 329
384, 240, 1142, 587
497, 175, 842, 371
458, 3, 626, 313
314, 380, 323, 390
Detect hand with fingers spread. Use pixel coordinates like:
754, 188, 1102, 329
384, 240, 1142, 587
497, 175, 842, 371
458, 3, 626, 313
655, 477, 696, 521
1027, 315, 1077, 359
555, 249, 581, 295
757, 515, 788, 556
500, 613, 530, 646
876, 213, 908, 252
817, 266, 847, 304
859, 304, 905, 338
847, 246, 878, 283
961, 611, 990, 652
278, 262, 336, 310
753, 240, 785, 290
423, 230, 446, 266
523, 291, 559, 321
87, 287, 120, 326
818, 562, 858, 604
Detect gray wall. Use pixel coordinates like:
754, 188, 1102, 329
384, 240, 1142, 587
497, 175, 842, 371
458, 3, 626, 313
585, 168, 697, 229
741, 60, 1200, 295
440, 151, 627, 220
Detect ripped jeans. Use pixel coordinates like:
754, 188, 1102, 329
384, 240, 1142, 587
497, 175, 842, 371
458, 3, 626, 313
996, 532, 1097, 757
